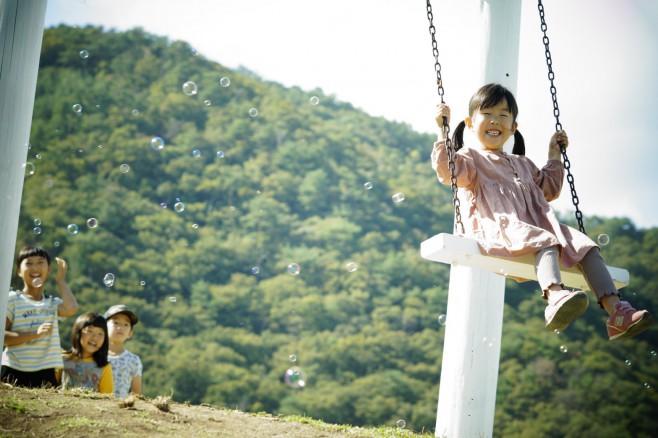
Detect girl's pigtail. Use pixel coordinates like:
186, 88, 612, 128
451, 120, 466, 151
512, 130, 525, 155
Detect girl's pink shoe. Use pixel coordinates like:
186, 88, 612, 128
545, 290, 589, 332
607, 301, 653, 341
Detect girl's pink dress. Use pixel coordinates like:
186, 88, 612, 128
431, 141, 596, 268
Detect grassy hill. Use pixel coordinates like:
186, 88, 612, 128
0, 384, 429, 437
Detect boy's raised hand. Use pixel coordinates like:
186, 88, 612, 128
55, 257, 77, 316
54, 257, 68, 283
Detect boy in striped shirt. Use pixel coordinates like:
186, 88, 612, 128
2, 246, 78, 387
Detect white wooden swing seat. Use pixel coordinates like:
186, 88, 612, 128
420, 233, 630, 291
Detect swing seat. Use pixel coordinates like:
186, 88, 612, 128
420, 233, 629, 291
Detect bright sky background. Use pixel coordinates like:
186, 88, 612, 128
44, 0, 658, 229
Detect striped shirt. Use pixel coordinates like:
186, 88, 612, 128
1, 290, 64, 371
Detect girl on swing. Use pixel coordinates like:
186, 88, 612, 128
431, 83, 652, 340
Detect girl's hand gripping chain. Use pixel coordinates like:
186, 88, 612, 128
549, 130, 568, 161
435, 103, 451, 141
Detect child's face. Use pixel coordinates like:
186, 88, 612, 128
466, 100, 517, 151
80, 325, 106, 358
18, 256, 51, 291
107, 314, 133, 343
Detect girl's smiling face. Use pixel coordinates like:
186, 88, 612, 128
466, 99, 517, 151
80, 326, 106, 358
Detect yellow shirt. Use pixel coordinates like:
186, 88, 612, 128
60, 353, 114, 394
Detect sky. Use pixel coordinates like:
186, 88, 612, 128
44, 0, 658, 229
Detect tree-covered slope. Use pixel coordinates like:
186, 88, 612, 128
13, 26, 658, 437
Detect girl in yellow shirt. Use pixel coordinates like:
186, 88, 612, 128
58, 312, 113, 394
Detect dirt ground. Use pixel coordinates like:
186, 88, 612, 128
0, 384, 425, 438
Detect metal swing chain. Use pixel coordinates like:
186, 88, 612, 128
426, 0, 464, 235
537, 0, 586, 235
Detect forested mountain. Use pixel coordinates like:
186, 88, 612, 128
13, 26, 658, 437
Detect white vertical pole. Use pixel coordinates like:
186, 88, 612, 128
0, 0, 48, 337
435, 1, 521, 437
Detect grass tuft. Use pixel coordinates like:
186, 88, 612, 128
152, 395, 172, 412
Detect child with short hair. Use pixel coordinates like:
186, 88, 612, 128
104, 304, 142, 398
2, 246, 78, 387
59, 312, 113, 394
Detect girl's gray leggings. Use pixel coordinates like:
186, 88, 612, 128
535, 246, 620, 308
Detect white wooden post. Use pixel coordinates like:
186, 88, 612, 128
433, 1, 522, 437
0, 0, 48, 337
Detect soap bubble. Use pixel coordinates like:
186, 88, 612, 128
219, 77, 230, 87
44, 179, 54, 188
150, 137, 165, 151
363, 181, 373, 190
346, 262, 358, 272
284, 367, 306, 389
35, 154, 42, 160
309, 96, 320, 105
86, 218, 99, 229
392, 192, 405, 203
79, 50, 89, 59
72, 104, 82, 114
644, 382, 652, 389
252, 266, 260, 275
597, 234, 610, 246
559, 345, 568, 353
24, 162, 35, 176
66, 224, 79, 235
174, 202, 185, 212
192, 223, 199, 229
34, 218, 42, 226
288, 354, 297, 363
203, 99, 211, 106
33, 227, 42, 235
103, 273, 115, 287
216, 151, 225, 158
192, 150, 201, 158
140, 281, 146, 286
169, 296, 177, 303
132, 109, 139, 116
651, 350, 657, 358
182, 81, 198, 96
625, 359, 632, 367
554, 329, 561, 335
53, 241, 60, 247
396, 420, 406, 429
287, 263, 301, 276
249, 108, 259, 117
32, 277, 43, 288
119, 164, 130, 173
438, 314, 447, 325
